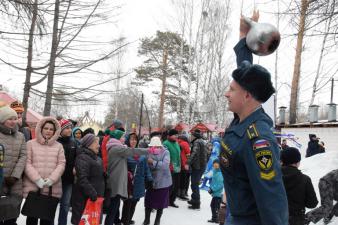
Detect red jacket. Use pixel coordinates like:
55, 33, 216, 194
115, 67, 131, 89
101, 135, 110, 172
178, 139, 190, 170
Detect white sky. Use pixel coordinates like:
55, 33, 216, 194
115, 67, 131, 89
1, 0, 338, 123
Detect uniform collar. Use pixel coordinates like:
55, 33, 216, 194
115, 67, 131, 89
227, 106, 263, 137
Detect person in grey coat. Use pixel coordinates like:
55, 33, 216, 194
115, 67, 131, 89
104, 130, 149, 225
0, 103, 27, 224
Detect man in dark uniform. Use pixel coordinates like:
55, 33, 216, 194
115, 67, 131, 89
219, 11, 288, 225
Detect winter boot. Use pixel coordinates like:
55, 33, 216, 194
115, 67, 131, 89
180, 195, 189, 200
178, 189, 189, 200
177, 189, 182, 198
169, 202, 179, 208
207, 218, 218, 223
188, 199, 199, 205
188, 203, 200, 210
143, 207, 152, 225
154, 209, 163, 225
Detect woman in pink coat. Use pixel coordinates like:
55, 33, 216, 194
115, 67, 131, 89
23, 116, 66, 225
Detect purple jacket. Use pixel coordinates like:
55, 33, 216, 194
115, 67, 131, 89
148, 147, 172, 189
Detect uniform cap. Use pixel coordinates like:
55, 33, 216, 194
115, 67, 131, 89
232, 61, 275, 103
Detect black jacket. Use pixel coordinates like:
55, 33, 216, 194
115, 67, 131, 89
57, 136, 77, 184
188, 138, 207, 170
71, 147, 105, 225
306, 139, 324, 158
282, 166, 318, 224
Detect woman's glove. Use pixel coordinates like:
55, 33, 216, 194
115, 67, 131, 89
35, 178, 45, 188
44, 178, 54, 187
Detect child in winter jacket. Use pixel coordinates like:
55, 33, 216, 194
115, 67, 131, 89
208, 159, 224, 223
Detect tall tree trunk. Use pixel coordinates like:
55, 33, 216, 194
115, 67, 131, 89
193, 13, 206, 122
44, 0, 60, 116
158, 49, 168, 128
177, 32, 185, 122
289, 0, 309, 124
186, 1, 194, 124
22, 0, 38, 126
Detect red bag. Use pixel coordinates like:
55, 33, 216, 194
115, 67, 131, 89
79, 197, 104, 225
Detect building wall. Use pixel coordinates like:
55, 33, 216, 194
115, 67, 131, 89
281, 127, 338, 157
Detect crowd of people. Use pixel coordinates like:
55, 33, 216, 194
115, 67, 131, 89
1, 9, 338, 225
0, 99, 217, 225
1, 99, 338, 225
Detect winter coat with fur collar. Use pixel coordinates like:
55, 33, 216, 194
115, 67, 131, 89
23, 117, 66, 198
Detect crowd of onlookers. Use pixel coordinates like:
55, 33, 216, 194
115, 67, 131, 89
1, 100, 338, 225
0, 100, 223, 225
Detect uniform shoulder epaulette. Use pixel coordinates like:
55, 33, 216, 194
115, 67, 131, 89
246, 123, 259, 140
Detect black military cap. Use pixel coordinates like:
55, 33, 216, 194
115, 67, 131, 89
232, 61, 275, 103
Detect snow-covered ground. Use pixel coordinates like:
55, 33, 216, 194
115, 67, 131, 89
16, 151, 338, 225
17, 191, 214, 225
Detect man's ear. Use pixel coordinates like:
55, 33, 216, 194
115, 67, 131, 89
244, 90, 252, 100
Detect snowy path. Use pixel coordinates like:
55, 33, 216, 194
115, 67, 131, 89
17, 190, 214, 225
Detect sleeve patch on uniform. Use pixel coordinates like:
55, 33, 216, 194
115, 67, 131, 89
255, 150, 273, 171
253, 139, 270, 150
260, 170, 276, 180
